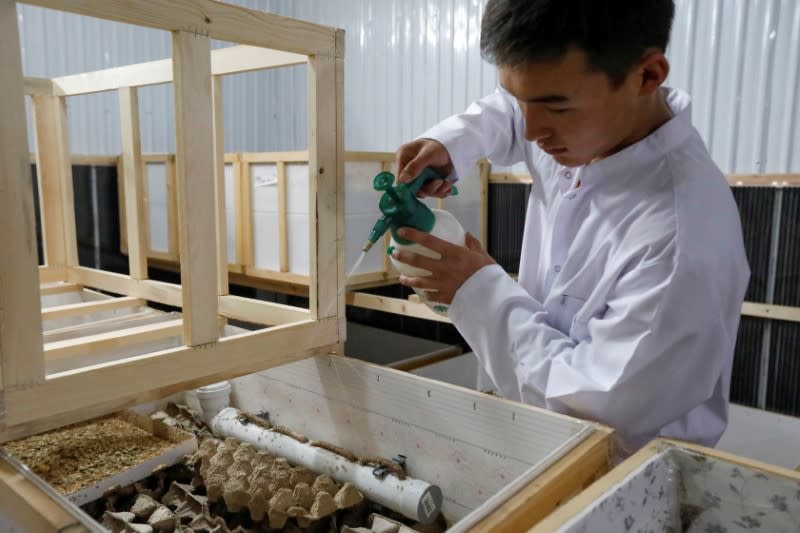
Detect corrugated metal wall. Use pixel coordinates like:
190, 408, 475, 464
16, 0, 800, 173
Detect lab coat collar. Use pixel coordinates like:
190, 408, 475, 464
562, 87, 693, 188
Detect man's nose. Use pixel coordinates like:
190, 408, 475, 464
520, 103, 552, 143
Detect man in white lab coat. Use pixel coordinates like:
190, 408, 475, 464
391, 0, 750, 456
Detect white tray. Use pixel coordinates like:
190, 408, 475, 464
67, 410, 197, 506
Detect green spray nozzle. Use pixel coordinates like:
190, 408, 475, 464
362, 167, 448, 252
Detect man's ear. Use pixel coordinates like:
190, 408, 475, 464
638, 50, 670, 96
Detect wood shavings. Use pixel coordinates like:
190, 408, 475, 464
273, 425, 309, 443
2, 414, 175, 495
310, 439, 359, 462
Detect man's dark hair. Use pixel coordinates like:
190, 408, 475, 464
480, 0, 675, 86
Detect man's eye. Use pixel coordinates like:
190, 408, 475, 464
546, 107, 572, 114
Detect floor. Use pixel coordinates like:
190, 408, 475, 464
714, 404, 800, 470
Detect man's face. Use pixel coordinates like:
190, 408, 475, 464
498, 47, 642, 167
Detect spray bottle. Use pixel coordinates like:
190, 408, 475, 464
361, 168, 465, 316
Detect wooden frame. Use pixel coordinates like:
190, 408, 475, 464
3, 0, 344, 441
116, 149, 490, 293
469, 426, 612, 532
529, 438, 800, 532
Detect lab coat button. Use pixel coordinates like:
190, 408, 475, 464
554, 265, 561, 273
562, 170, 572, 179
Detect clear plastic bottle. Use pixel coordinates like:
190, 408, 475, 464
387, 209, 465, 316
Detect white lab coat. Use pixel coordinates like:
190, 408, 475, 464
423, 87, 750, 455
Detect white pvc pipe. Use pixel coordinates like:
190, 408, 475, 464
195, 381, 231, 424
210, 407, 442, 524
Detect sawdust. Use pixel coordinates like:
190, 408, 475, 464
2, 414, 175, 495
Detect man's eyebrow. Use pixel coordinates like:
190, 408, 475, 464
499, 83, 571, 104
523, 94, 571, 103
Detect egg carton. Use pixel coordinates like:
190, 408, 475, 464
194, 437, 364, 529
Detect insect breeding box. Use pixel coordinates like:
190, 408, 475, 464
1, 354, 613, 532
530, 439, 800, 533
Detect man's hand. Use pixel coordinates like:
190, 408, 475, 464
392, 228, 496, 304
395, 138, 455, 198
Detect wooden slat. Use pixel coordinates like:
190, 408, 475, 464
239, 160, 255, 269
117, 157, 128, 253
22, 76, 55, 96
307, 32, 344, 323
32, 95, 79, 267
25, 0, 337, 57
43, 310, 171, 343
345, 274, 401, 292
0, 454, 84, 532
742, 301, 800, 323
29, 152, 119, 167
173, 31, 218, 346
489, 173, 533, 184
39, 282, 81, 296
344, 151, 395, 162
4, 318, 338, 428
207, 45, 306, 75
479, 160, 490, 246
345, 292, 451, 323
388, 346, 463, 372
68, 265, 311, 328
231, 155, 244, 267
141, 153, 171, 163
41, 296, 144, 321
478, 427, 613, 532
727, 173, 800, 186
243, 267, 309, 285
119, 86, 149, 279
69, 154, 120, 166
165, 155, 179, 260
0, 1, 45, 389
49, 45, 307, 96
38, 266, 69, 284
212, 76, 229, 294
44, 318, 184, 361
228, 271, 310, 298
380, 160, 393, 275
218, 295, 310, 326
68, 266, 183, 308
148, 249, 175, 262
240, 150, 309, 163
277, 161, 289, 272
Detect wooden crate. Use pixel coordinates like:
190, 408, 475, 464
2, 0, 345, 441
1, 341, 614, 532
531, 438, 800, 532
